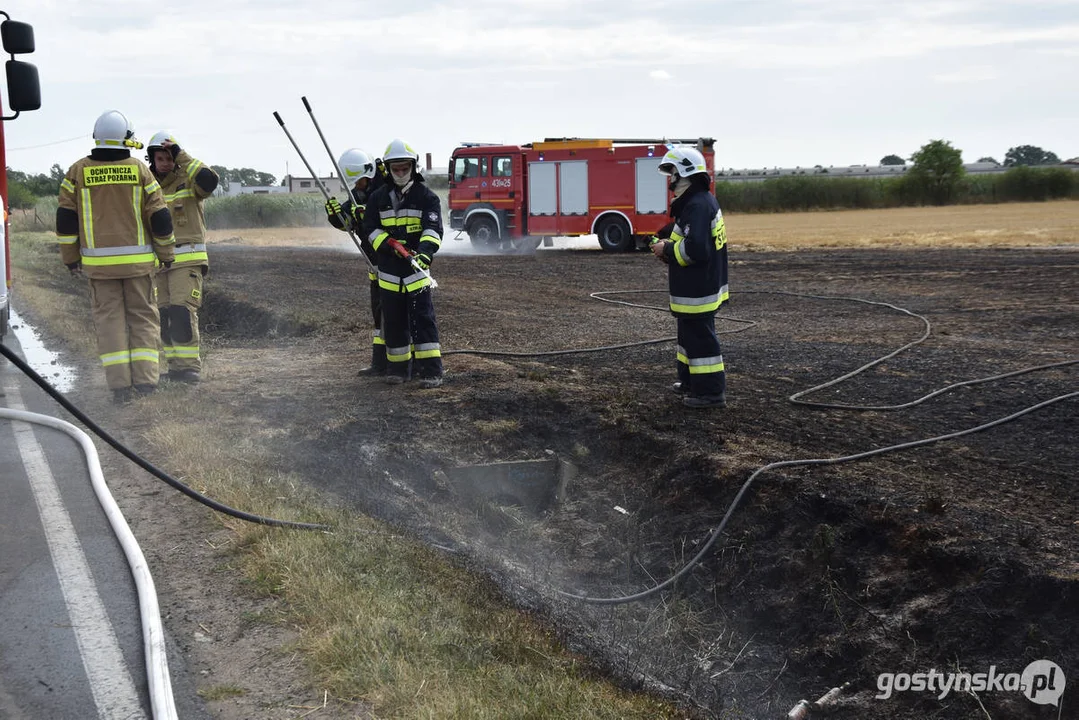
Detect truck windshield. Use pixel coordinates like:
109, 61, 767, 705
452, 157, 480, 183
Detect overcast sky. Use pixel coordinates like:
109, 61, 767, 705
4, 0, 1077, 181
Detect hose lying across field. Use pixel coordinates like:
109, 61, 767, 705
0, 340, 329, 532
450, 288, 1078, 605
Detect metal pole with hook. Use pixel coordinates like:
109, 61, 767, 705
298, 96, 437, 289
272, 110, 376, 275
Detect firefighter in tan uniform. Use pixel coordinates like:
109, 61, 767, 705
145, 131, 219, 383
56, 110, 175, 403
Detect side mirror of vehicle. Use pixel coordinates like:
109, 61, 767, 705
1, 20, 35, 54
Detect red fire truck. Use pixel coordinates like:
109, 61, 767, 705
447, 137, 715, 253
0, 11, 42, 337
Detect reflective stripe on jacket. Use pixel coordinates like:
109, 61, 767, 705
57, 155, 174, 279
362, 180, 443, 293
664, 188, 729, 316
156, 150, 216, 268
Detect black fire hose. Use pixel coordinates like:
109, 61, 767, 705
1, 340, 329, 532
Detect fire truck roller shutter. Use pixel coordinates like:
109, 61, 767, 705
595, 213, 634, 253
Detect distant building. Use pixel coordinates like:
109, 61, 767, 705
282, 174, 345, 195
213, 184, 289, 197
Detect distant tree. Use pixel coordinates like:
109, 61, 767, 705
211, 164, 230, 192
977, 156, 1000, 165
1004, 145, 1060, 167
233, 167, 277, 187
880, 154, 906, 166
207, 165, 277, 191
908, 139, 965, 205
7, 182, 36, 209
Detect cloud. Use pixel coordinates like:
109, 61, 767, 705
933, 65, 997, 83
650, 70, 671, 80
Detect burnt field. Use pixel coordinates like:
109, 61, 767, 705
198, 241, 1077, 719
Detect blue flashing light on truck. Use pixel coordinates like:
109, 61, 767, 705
0, 10, 42, 337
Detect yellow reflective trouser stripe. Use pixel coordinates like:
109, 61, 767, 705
101, 350, 131, 367
83, 251, 157, 266
58, 235, 78, 244
372, 335, 386, 346
671, 299, 720, 314
131, 347, 158, 363
163, 345, 200, 359
386, 345, 411, 361
675, 351, 725, 375
413, 342, 441, 359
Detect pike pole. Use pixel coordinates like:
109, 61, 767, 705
272, 110, 376, 275
298, 96, 437, 289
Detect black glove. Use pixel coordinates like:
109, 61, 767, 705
168, 144, 181, 159
415, 253, 432, 271
350, 203, 365, 224
655, 222, 675, 240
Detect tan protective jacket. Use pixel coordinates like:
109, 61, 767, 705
58, 157, 174, 279
157, 150, 216, 269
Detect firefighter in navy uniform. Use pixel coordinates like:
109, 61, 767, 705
649, 146, 729, 409
146, 131, 219, 383
324, 148, 389, 375
361, 138, 444, 388
56, 111, 175, 403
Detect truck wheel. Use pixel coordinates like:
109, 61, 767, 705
467, 216, 499, 249
596, 216, 633, 252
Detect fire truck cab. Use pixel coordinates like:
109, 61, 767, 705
448, 137, 714, 253
0, 11, 42, 337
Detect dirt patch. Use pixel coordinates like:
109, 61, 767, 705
186, 233, 1077, 719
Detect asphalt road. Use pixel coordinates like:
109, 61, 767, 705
0, 331, 209, 720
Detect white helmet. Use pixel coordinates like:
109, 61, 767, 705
338, 148, 376, 185
658, 146, 707, 178
147, 130, 178, 151
93, 110, 142, 149
383, 138, 419, 164
384, 138, 419, 187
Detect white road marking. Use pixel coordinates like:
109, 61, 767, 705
4, 380, 147, 720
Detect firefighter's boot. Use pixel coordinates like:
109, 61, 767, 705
683, 393, 726, 409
